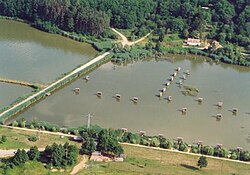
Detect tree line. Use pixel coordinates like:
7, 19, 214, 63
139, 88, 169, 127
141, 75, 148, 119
0, 0, 249, 49
0, 0, 110, 35
10, 119, 250, 162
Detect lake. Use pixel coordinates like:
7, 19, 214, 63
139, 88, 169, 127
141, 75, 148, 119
0, 19, 97, 108
0, 19, 97, 83
1, 19, 250, 150
18, 55, 250, 150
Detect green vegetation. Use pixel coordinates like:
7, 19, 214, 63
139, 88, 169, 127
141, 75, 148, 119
1, 143, 78, 174
27, 136, 38, 142
181, 85, 199, 97
1, 127, 250, 175
44, 143, 79, 168
77, 145, 250, 175
111, 44, 153, 64
93, 41, 113, 51
6, 120, 250, 163
0, 0, 110, 36
0, 0, 248, 55
198, 156, 208, 169
0, 135, 7, 144
0, 127, 80, 149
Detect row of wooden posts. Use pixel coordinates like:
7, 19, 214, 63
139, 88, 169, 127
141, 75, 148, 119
157, 67, 190, 114
72, 69, 239, 116
156, 67, 239, 117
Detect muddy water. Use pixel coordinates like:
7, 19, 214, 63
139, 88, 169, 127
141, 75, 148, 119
0, 19, 97, 83
19, 55, 250, 149
0, 19, 97, 108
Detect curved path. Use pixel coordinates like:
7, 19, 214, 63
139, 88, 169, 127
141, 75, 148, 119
111, 28, 151, 47
0, 52, 110, 120
70, 156, 87, 175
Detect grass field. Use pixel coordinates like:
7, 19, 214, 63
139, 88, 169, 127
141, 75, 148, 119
77, 145, 250, 175
2, 144, 250, 175
0, 127, 80, 149
1, 128, 250, 175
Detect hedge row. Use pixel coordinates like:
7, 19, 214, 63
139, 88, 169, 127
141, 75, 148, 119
0, 54, 111, 124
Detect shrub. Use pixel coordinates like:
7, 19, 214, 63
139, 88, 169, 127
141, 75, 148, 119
28, 136, 38, 142
29, 124, 35, 129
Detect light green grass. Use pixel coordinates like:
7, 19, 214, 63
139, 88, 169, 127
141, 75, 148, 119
0, 127, 80, 149
5, 161, 50, 175
78, 145, 250, 175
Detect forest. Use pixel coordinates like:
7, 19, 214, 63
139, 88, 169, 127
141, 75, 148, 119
0, 0, 249, 50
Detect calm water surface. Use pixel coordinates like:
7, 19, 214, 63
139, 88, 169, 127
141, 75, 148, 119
0, 19, 97, 83
19, 56, 250, 149
0, 19, 96, 108
0, 84, 31, 109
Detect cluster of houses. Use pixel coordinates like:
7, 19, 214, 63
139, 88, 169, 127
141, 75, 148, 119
90, 151, 126, 162
184, 38, 222, 50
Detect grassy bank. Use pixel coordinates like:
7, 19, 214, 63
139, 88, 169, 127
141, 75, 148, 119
78, 144, 250, 175
0, 127, 80, 150
1, 127, 250, 175
3, 144, 250, 175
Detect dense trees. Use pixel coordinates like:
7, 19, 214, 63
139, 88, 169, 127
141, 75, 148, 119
81, 137, 96, 156
0, 0, 249, 50
0, 0, 110, 35
44, 143, 79, 167
27, 146, 40, 161
97, 129, 124, 156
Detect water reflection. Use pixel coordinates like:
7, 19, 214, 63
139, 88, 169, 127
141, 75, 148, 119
18, 58, 250, 149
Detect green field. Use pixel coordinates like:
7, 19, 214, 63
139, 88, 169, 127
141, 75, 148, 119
78, 145, 250, 175
0, 127, 80, 149
2, 144, 250, 175
1, 128, 250, 175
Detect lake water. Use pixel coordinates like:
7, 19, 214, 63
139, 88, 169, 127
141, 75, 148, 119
0, 19, 97, 108
18, 55, 250, 150
0, 19, 97, 83
1, 19, 250, 150
0, 84, 31, 109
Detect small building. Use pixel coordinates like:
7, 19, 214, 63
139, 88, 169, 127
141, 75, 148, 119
114, 154, 126, 162
184, 38, 201, 46
91, 151, 103, 162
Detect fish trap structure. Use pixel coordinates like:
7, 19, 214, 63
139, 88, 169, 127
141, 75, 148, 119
96, 91, 102, 97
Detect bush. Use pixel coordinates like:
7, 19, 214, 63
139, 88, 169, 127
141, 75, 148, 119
29, 124, 35, 129
93, 41, 112, 51
28, 136, 38, 142
0, 135, 7, 143
12, 121, 18, 127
